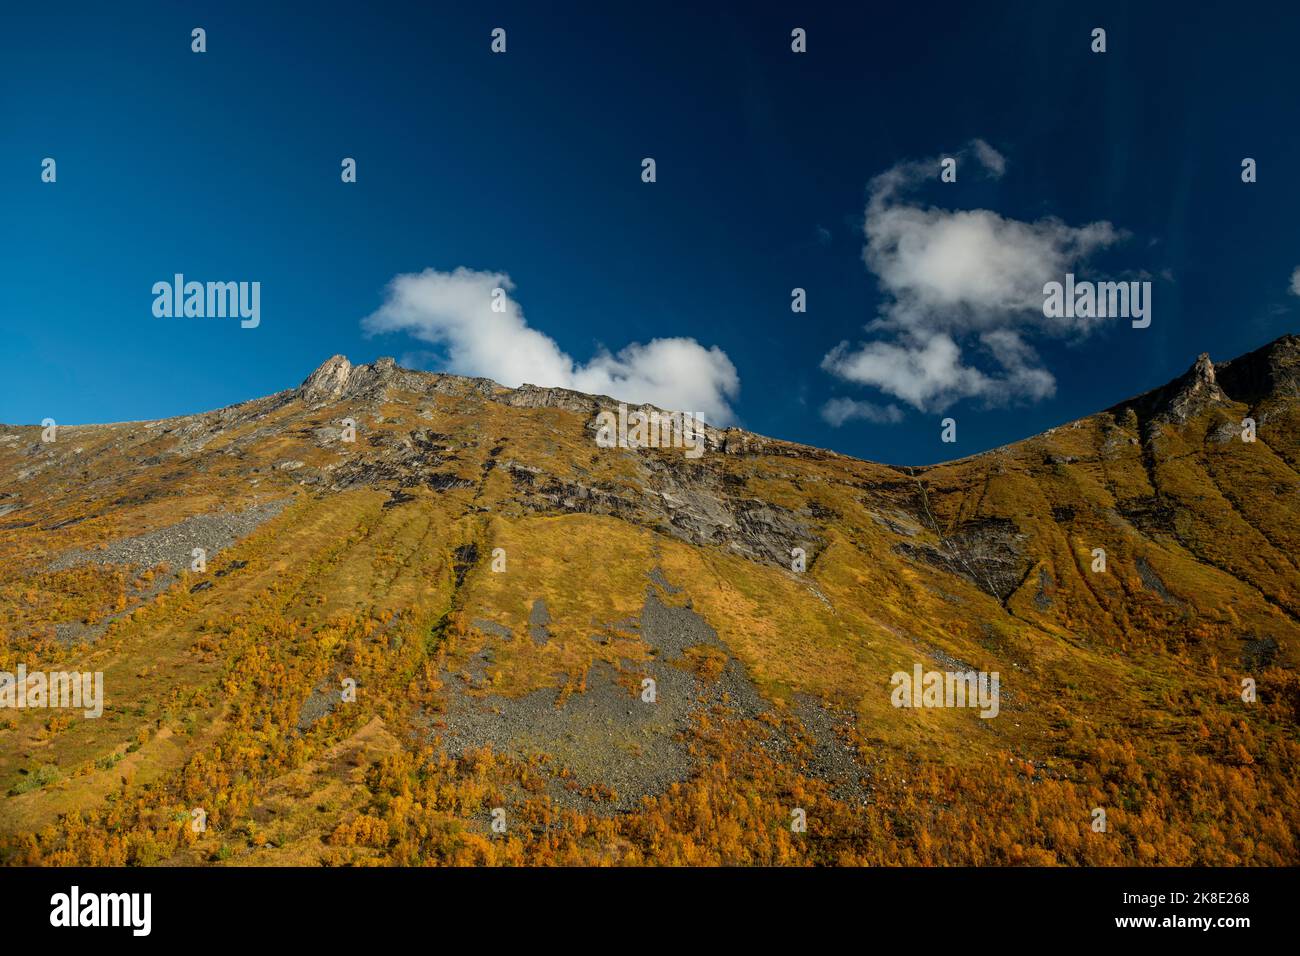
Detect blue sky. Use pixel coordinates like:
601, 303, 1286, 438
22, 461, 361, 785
2, 1, 1297, 465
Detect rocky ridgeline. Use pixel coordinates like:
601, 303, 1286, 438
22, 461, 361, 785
299, 354, 847, 462
5, 336, 1297, 593
294, 359, 830, 569
285, 336, 1300, 466
1107, 333, 1300, 429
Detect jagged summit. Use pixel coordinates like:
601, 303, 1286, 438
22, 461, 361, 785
300, 354, 355, 403
297, 354, 421, 406
1107, 333, 1299, 428
1152, 351, 1230, 425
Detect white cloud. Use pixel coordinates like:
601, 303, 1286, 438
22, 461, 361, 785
819, 396, 905, 427
362, 267, 740, 424
980, 328, 1057, 401
821, 141, 1126, 416
1290, 266, 1300, 296
823, 333, 989, 410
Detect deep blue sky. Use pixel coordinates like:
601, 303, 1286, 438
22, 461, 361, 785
2, 1, 1297, 465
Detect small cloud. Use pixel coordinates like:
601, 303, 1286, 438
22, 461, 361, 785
815, 225, 832, 246
820, 396, 905, 427
970, 138, 1007, 177
363, 267, 741, 424
820, 140, 1126, 412
1289, 266, 1300, 296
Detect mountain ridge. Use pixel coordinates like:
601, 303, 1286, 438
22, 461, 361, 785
1, 331, 1297, 865
12, 332, 1296, 472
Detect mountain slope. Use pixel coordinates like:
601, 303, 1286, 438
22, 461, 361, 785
1, 337, 1298, 866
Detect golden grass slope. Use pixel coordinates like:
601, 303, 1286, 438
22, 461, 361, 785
0, 341, 1297, 864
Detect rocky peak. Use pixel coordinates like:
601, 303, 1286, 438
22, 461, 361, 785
1109, 350, 1231, 428
1159, 353, 1228, 424
300, 355, 354, 403
1126, 335, 1300, 427
298, 355, 407, 406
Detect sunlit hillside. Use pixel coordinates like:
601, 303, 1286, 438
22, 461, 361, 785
2, 338, 1297, 866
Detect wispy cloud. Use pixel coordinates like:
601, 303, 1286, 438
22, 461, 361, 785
362, 267, 741, 424
819, 397, 905, 427
821, 140, 1127, 419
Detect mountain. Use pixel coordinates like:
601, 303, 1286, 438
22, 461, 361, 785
2, 336, 1298, 866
